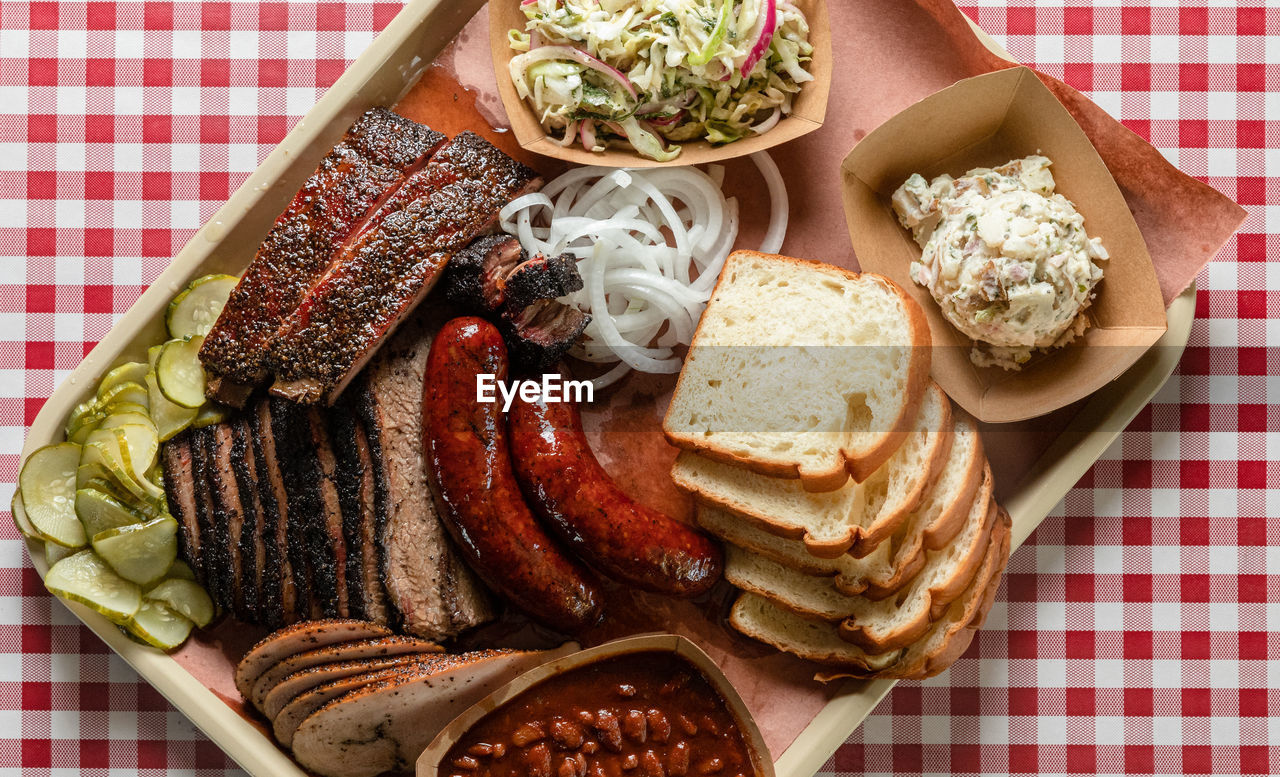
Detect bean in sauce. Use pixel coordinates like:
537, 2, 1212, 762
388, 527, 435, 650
440, 653, 757, 777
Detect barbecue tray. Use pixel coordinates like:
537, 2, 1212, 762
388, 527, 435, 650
18, 2, 1196, 776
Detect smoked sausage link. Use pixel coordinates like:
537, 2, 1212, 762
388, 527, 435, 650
508, 390, 723, 597
422, 317, 603, 633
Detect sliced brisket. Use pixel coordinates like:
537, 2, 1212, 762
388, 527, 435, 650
267, 132, 543, 405
356, 315, 494, 639
306, 407, 350, 619
199, 108, 446, 407
160, 433, 204, 586
329, 408, 391, 625
252, 399, 303, 624
190, 427, 233, 610
230, 416, 269, 625
206, 422, 254, 621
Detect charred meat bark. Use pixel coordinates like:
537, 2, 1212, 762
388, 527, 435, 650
329, 408, 391, 625
267, 132, 543, 405
502, 252, 583, 309
207, 422, 255, 621
307, 408, 351, 619
501, 299, 590, 371
444, 236, 582, 313
356, 315, 494, 640
199, 109, 446, 407
190, 427, 233, 610
253, 399, 304, 624
268, 399, 334, 620
442, 235, 524, 312
229, 417, 269, 625
160, 433, 203, 586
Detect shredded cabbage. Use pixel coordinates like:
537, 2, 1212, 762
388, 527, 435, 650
508, 0, 813, 161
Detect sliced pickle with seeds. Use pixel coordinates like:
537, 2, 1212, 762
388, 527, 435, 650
126, 599, 193, 650
156, 337, 207, 409
20, 442, 86, 548
91, 515, 178, 586
167, 274, 237, 340
76, 488, 145, 538
144, 577, 213, 628
44, 549, 141, 625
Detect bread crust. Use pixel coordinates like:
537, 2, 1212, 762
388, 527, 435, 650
835, 472, 996, 654
811, 505, 1010, 682
848, 383, 952, 559
663, 251, 932, 494
887, 506, 1010, 680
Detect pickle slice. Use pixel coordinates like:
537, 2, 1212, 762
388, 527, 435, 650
191, 401, 229, 429
44, 540, 76, 566
44, 549, 141, 625
76, 487, 145, 538
156, 337, 207, 409
127, 599, 194, 650
98, 380, 149, 412
146, 370, 197, 442
144, 577, 214, 628
65, 400, 102, 440
160, 559, 197, 583
167, 274, 237, 340
11, 492, 35, 538
20, 442, 86, 548
101, 411, 156, 434
91, 515, 178, 586
97, 362, 149, 399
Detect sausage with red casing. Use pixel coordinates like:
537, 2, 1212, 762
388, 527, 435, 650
508, 389, 722, 597
422, 317, 603, 633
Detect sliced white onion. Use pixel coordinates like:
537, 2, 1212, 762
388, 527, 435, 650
752, 151, 788, 254
500, 155, 788, 386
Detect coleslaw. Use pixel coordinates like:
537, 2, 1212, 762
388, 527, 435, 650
507, 0, 814, 161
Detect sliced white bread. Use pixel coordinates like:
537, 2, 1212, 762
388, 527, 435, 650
728, 592, 904, 673
663, 251, 931, 492
879, 506, 1011, 680
698, 411, 985, 597
725, 468, 995, 653
730, 508, 1010, 679
837, 478, 995, 653
674, 382, 951, 557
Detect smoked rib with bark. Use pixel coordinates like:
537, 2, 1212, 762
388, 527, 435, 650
198, 108, 446, 406
268, 132, 543, 405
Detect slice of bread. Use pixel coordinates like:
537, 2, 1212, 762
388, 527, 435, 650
674, 382, 951, 557
728, 592, 904, 672
836, 475, 995, 653
730, 507, 1010, 680
878, 506, 1010, 680
663, 251, 931, 492
725, 468, 993, 640
694, 411, 984, 596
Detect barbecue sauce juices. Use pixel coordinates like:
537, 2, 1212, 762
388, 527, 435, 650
438, 652, 758, 777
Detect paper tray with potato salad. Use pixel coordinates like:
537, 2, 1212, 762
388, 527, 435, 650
13, 2, 1243, 777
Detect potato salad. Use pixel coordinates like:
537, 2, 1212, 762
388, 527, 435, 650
892, 156, 1107, 370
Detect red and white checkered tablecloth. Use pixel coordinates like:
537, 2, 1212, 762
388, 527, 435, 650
0, 1, 1273, 774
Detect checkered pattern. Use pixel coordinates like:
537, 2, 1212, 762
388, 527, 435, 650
0, 1, 1273, 775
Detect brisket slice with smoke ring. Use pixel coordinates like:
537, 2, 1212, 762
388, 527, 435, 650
355, 314, 494, 640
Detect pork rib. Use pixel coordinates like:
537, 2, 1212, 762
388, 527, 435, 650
268, 132, 542, 405
199, 108, 446, 407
